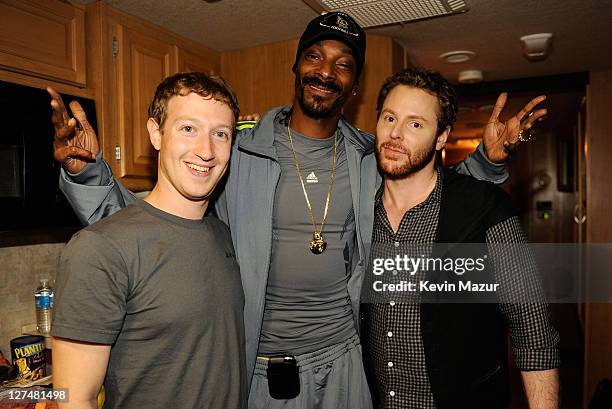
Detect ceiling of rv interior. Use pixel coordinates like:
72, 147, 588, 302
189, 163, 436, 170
73, 0, 612, 83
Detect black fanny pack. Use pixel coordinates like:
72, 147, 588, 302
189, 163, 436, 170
266, 356, 301, 400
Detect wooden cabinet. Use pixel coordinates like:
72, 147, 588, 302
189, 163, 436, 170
88, 4, 220, 191
111, 17, 177, 186
0, 0, 86, 86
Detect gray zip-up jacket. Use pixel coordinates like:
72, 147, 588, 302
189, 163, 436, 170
59, 106, 508, 390
215, 108, 379, 386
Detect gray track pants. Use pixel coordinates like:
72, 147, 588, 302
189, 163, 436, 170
248, 334, 373, 409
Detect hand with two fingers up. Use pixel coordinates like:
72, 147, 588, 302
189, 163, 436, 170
47, 86, 98, 174
482, 92, 548, 163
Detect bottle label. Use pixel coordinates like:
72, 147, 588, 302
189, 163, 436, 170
35, 295, 53, 309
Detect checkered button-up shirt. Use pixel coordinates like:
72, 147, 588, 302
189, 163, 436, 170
362, 169, 560, 409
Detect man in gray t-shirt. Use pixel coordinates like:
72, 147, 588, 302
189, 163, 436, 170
51, 72, 247, 409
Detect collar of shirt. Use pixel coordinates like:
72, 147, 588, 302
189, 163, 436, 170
374, 167, 444, 236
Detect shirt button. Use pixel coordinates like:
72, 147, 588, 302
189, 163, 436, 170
389, 391, 396, 397
389, 301, 396, 306
394, 241, 400, 247
387, 331, 393, 337
388, 361, 393, 367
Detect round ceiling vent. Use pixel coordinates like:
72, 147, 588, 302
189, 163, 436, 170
439, 50, 476, 63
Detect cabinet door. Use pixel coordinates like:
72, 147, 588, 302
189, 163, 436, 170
0, 0, 86, 86
114, 23, 178, 187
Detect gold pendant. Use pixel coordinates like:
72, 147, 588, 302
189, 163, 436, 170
309, 232, 327, 255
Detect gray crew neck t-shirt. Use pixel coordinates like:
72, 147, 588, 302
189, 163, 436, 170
53, 200, 247, 409
258, 118, 357, 356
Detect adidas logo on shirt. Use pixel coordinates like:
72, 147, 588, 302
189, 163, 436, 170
306, 172, 319, 184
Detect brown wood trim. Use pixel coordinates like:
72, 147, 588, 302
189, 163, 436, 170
0, 69, 94, 99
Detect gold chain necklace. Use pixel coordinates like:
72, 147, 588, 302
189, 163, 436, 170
287, 122, 338, 255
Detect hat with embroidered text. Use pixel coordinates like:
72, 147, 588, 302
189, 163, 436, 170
293, 12, 366, 76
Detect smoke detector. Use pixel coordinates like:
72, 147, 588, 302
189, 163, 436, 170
439, 50, 475, 63
302, 0, 469, 28
520, 33, 553, 61
458, 70, 483, 84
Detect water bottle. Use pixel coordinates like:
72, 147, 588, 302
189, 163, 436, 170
34, 278, 54, 334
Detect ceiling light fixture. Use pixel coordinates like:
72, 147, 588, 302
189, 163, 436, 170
458, 70, 483, 84
439, 50, 475, 63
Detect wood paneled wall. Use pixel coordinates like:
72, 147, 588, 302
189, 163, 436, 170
583, 70, 612, 407
220, 35, 405, 134
221, 38, 299, 120
586, 71, 612, 242
344, 35, 405, 134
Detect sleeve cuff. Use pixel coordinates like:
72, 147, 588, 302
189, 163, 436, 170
465, 144, 509, 184
64, 151, 113, 186
52, 322, 118, 345
477, 143, 508, 167
513, 347, 561, 371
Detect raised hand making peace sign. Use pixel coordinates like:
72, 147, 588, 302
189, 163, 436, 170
482, 92, 548, 163
47, 86, 98, 174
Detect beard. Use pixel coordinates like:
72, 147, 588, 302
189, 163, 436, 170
295, 74, 348, 119
376, 137, 438, 180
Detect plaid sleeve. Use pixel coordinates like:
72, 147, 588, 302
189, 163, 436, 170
486, 216, 561, 371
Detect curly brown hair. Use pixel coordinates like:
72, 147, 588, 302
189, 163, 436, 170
376, 67, 457, 136
148, 71, 240, 132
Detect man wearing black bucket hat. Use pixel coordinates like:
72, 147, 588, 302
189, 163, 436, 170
48, 10, 533, 408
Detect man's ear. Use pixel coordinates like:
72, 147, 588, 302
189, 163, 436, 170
436, 126, 451, 151
147, 118, 162, 151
